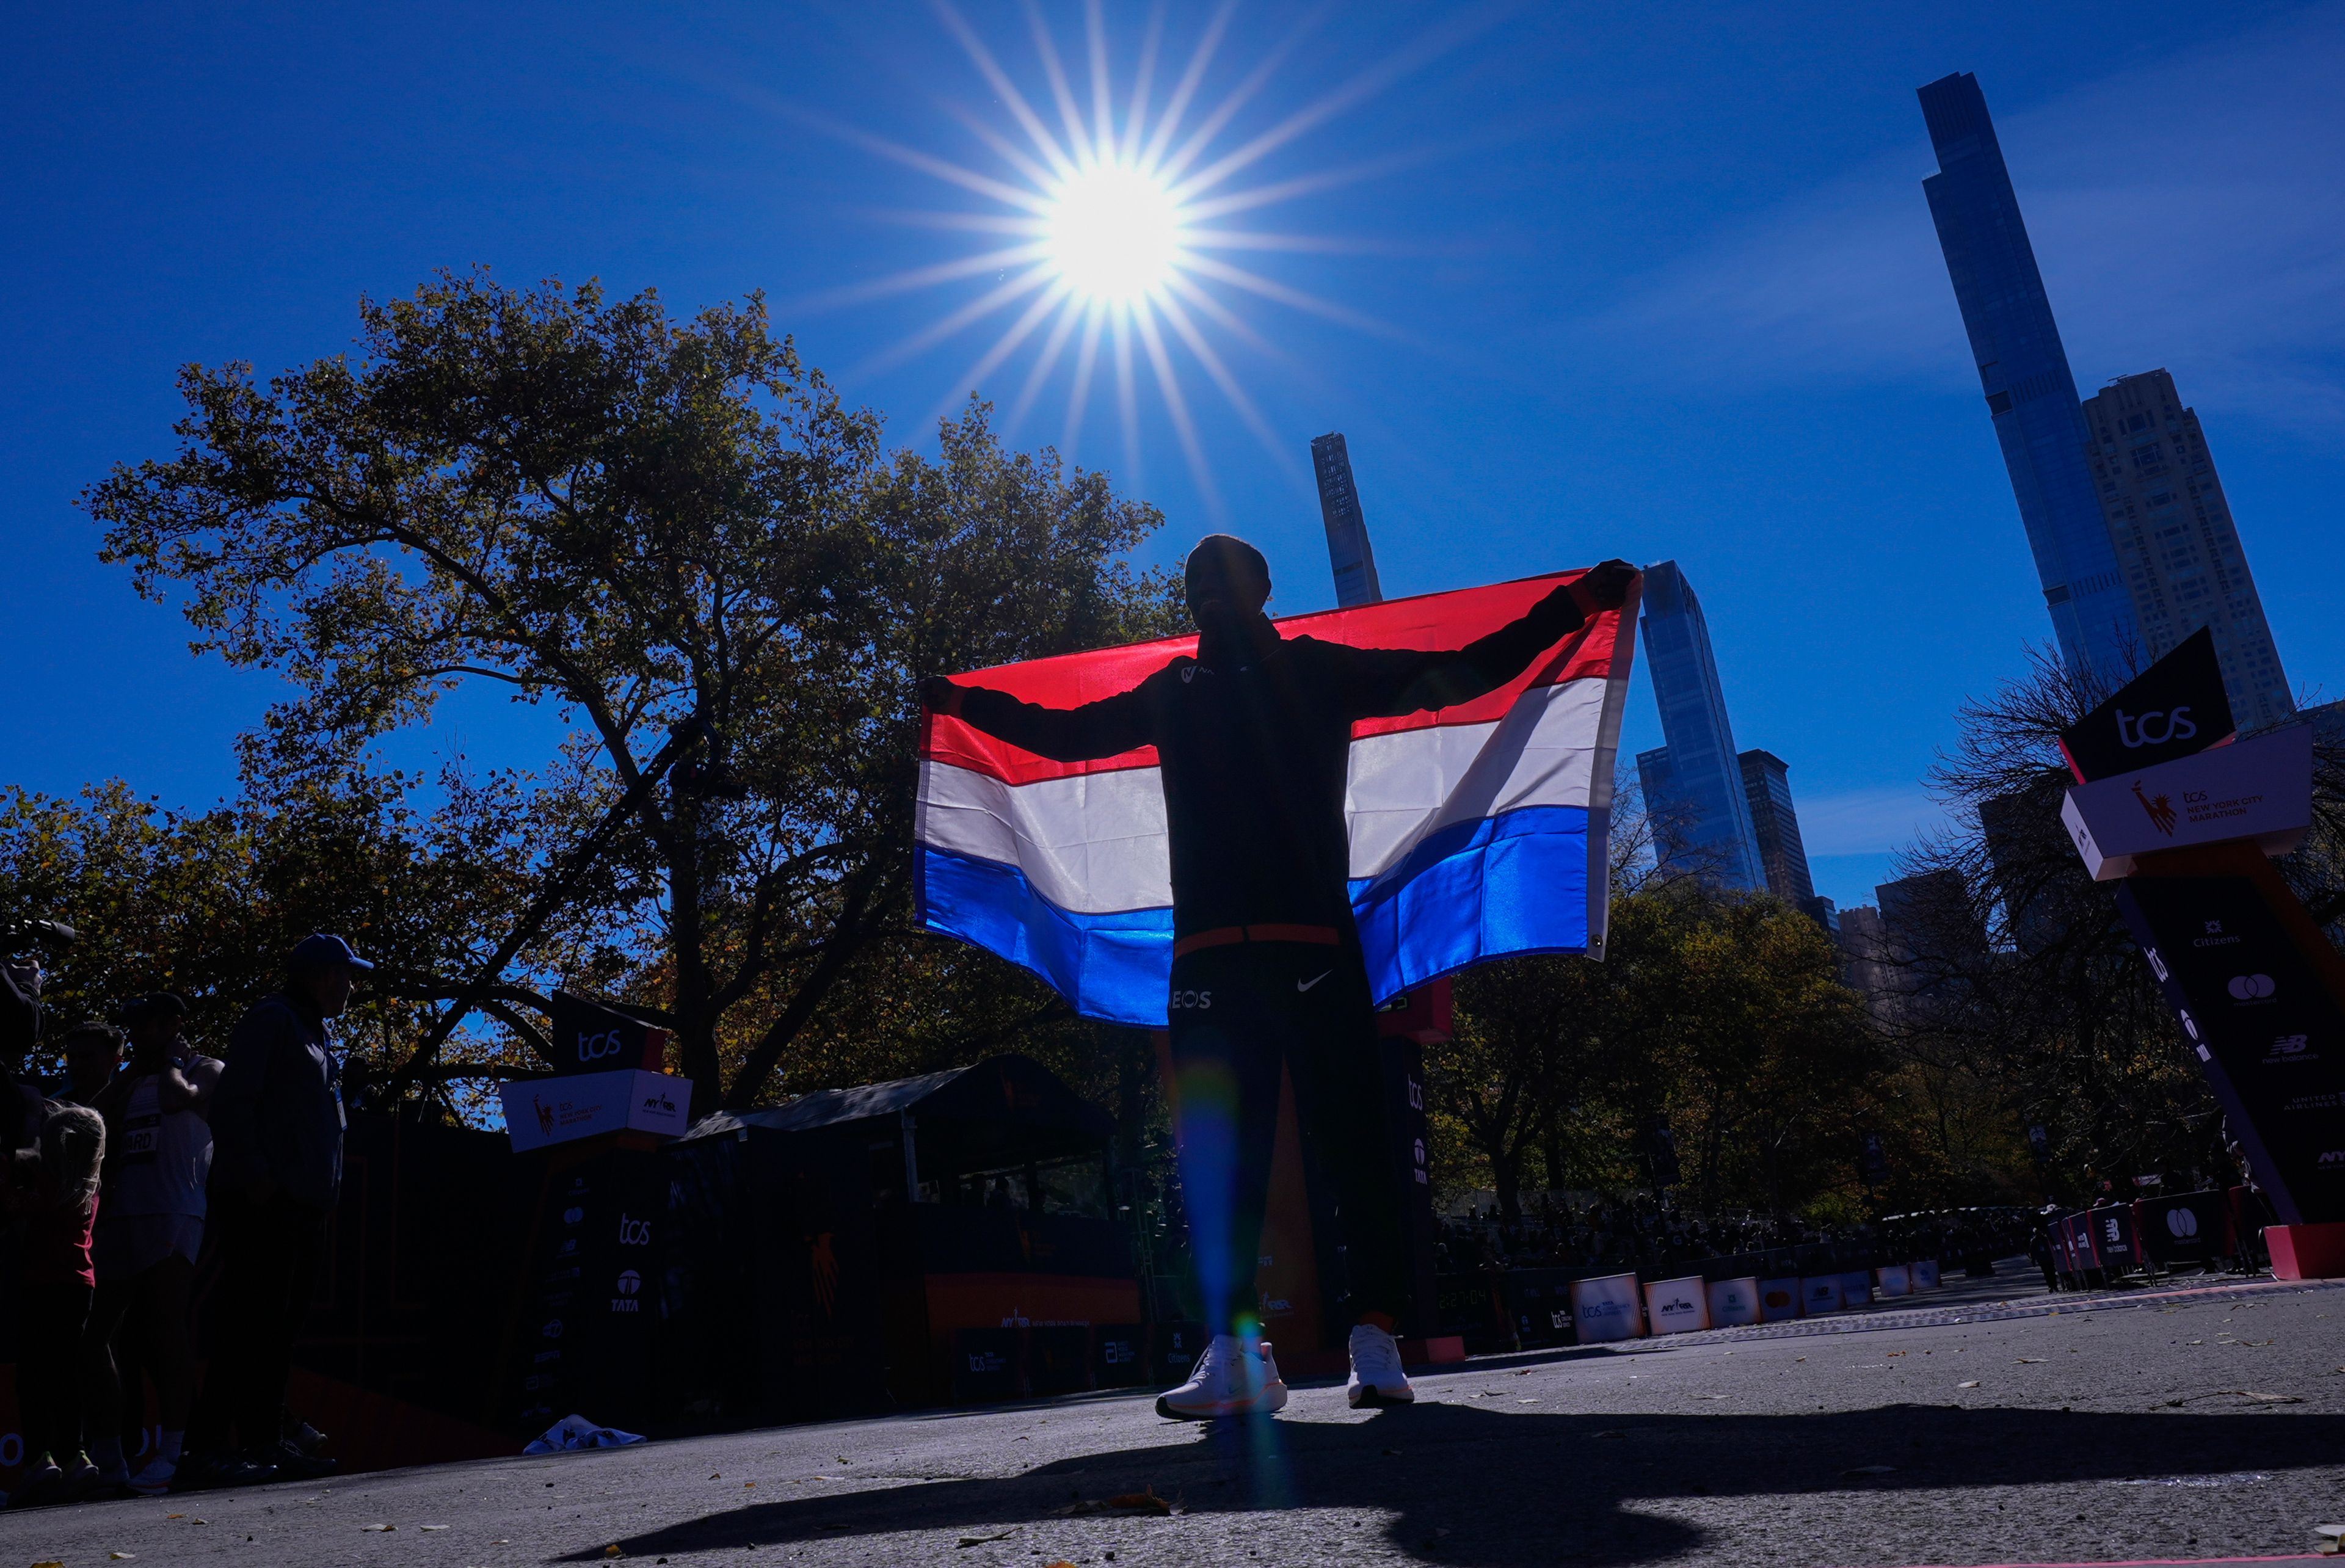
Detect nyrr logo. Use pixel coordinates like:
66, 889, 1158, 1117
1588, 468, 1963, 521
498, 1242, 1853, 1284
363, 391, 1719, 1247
641, 1092, 678, 1114
2228, 974, 2277, 1001
2319, 1150, 2345, 1167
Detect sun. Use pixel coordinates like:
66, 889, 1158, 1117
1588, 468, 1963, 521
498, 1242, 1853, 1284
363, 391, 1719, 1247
1045, 164, 1185, 305
807, 4, 1480, 518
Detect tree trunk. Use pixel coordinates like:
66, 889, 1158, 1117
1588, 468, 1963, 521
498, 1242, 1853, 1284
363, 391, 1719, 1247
667, 794, 719, 1119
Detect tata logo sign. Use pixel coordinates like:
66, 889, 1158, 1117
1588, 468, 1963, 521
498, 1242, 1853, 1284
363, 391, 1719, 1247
611, 1268, 642, 1314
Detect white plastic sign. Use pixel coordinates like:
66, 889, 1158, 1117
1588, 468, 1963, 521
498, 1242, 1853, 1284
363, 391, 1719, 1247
2062, 724, 2311, 880
1759, 1277, 1803, 1321
1644, 1275, 1709, 1335
503, 1069, 693, 1152
1874, 1264, 1911, 1298
1911, 1259, 1940, 1290
1801, 1276, 1843, 1315
1569, 1272, 1645, 1343
1836, 1270, 1872, 1308
1706, 1276, 1761, 1328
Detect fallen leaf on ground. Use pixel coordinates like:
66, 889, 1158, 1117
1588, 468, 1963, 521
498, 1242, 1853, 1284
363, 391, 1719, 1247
420, 1524, 448, 1531
2015, 1358, 2048, 1364
1842, 1465, 1897, 1477
1058, 1487, 1173, 1517
362, 1524, 394, 1532
605, 1547, 625, 1558
111, 1556, 138, 1562
957, 1529, 1019, 1547
1594, 1429, 1628, 1439
1958, 1381, 1980, 1389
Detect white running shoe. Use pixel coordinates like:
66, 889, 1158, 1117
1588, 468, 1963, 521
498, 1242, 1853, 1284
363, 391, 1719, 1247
1155, 1332, 1289, 1420
125, 1455, 176, 1497
1345, 1321, 1416, 1408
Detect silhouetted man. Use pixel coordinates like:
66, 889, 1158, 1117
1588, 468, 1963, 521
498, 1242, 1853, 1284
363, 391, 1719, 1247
180, 934, 365, 1489
925, 536, 1633, 1416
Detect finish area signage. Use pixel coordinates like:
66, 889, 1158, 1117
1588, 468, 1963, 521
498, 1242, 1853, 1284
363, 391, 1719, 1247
2062, 725, 2312, 879
2115, 874, 2345, 1225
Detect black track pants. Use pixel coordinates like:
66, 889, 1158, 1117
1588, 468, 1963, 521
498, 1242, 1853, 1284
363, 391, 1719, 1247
1167, 941, 1408, 1333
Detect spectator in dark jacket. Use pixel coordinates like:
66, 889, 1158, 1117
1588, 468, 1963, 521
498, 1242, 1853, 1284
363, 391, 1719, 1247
179, 934, 367, 1490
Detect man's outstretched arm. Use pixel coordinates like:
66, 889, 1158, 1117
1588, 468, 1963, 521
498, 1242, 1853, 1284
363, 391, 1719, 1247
920, 674, 1154, 763
1342, 560, 1637, 719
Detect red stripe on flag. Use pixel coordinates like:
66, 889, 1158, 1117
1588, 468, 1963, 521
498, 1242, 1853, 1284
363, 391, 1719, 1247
923, 570, 1626, 786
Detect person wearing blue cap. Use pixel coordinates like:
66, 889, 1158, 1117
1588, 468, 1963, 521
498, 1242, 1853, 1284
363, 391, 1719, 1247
176, 934, 369, 1491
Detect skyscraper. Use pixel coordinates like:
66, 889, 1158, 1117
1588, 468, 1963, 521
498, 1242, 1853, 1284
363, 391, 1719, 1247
1918, 72, 2141, 686
2081, 369, 2293, 730
1737, 749, 1841, 934
1637, 561, 1764, 891
1309, 433, 1383, 609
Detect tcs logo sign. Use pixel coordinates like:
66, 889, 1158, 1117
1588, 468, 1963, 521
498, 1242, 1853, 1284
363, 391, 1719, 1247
2115, 706, 2197, 749
575, 1029, 631, 1064
618, 1211, 653, 1247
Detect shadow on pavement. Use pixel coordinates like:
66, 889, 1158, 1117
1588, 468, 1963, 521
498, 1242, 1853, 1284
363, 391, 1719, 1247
561, 1402, 2345, 1566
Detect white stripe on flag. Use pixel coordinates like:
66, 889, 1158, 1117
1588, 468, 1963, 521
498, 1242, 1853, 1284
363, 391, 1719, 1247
915, 675, 1612, 918
1345, 677, 1606, 880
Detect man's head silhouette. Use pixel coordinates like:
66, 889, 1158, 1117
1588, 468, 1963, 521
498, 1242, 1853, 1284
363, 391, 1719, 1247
1185, 535, 1271, 641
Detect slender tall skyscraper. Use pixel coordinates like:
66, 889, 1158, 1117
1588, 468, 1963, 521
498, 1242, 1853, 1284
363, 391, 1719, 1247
1310, 433, 1383, 609
2081, 369, 2293, 729
1637, 561, 1764, 891
1918, 72, 2141, 686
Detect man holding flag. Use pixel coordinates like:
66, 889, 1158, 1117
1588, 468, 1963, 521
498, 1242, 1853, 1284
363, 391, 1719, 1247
921, 537, 1635, 1419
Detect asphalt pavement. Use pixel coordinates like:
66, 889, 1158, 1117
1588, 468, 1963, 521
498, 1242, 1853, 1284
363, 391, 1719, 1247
8, 1269, 2344, 1568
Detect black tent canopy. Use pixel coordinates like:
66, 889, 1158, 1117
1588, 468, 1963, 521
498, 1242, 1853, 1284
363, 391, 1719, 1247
681, 1053, 1115, 1212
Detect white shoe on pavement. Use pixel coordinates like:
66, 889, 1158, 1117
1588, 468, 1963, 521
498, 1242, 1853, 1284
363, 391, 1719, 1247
1155, 1332, 1289, 1420
126, 1456, 178, 1497
1346, 1321, 1416, 1408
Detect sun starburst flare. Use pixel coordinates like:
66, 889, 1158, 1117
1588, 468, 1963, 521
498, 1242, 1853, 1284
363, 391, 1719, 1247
804, 0, 1493, 518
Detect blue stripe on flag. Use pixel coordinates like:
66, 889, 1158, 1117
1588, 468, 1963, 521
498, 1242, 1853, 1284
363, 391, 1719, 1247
916, 846, 1176, 1028
1348, 804, 1590, 1001
918, 802, 1592, 1026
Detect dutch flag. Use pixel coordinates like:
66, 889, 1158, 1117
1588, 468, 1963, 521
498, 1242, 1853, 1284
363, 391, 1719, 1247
915, 570, 1640, 1027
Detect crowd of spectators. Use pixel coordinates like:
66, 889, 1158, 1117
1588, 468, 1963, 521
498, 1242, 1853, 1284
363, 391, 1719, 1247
0, 931, 369, 1506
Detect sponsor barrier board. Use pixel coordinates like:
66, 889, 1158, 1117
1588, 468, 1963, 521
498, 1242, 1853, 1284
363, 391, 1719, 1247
1835, 1270, 1872, 1308
1874, 1264, 1911, 1298
1643, 1274, 1709, 1335
1569, 1272, 1645, 1343
1759, 1277, 1803, 1322
1706, 1276, 1761, 1328
1911, 1258, 1940, 1290
1801, 1276, 1843, 1315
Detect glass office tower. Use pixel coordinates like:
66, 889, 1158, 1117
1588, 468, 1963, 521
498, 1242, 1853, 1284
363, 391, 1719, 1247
1637, 561, 1764, 891
1918, 71, 2142, 687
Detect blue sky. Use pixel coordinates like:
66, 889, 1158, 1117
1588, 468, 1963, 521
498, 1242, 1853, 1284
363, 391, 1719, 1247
5, 1, 2341, 911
